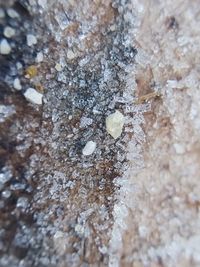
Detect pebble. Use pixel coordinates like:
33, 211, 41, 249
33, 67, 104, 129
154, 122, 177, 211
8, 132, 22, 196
0, 8, 5, 19
16, 197, 29, 209
0, 39, 11, 55
0, 172, 11, 184
7, 8, 19, 18
110, 25, 116, 31
36, 51, 44, 63
55, 63, 63, 72
106, 110, 125, 139
27, 34, 37, 46
67, 49, 76, 60
13, 78, 22, 90
82, 141, 96, 156
2, 190, 11, 199
24, 88, 43, 105
3, 26, 15, 38
16, 62, 23, 70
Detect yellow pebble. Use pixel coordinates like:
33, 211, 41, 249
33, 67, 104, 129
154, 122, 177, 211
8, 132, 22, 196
25, 65, 38, 78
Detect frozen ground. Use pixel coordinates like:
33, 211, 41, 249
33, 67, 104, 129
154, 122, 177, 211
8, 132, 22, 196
0, 0, 200, 267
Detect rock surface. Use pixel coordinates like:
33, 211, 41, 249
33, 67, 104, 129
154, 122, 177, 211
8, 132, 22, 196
0, 0, 200, 267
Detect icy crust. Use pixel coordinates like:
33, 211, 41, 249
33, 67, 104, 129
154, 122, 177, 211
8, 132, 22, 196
0, 1, 144, 267
109, 0, 200, 267
2, 0, 200, 266
31, 0, 139, 264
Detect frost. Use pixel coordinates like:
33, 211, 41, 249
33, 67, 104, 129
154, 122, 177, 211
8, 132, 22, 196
55, 10, 70, 31
0, 167, 12, 185
80, 116, 93, 128
0, 105, 15, 122
125, 103, 151, 113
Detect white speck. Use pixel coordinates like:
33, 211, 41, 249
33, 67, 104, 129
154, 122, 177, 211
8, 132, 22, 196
24, 88, 43, 105
0, 8, 5, 19
106, 110, 125, 139
0, 39, 11, 55
138, 225, 149, 238
67, 49, 76, 60
38, 0, 47, 8
80, 116, 93, 128
36, 51, 43, 63
110, 25, 116, 31
55, 63, 63, 72
16, 62, 23, 70
75, 224, 85, 236
2, 190, 11, 199
82, 141, 96, 156
26, 34, 37, 46
0, 169, 12, 184
7, 8, 19, 18
3, 26, 15, 38
13, 78, 22, 90
173, 143, 185, 154
16, 197, 29, 209
0, 105, 15, 123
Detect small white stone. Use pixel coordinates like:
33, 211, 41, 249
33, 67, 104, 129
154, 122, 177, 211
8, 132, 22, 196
67, 49, 76, 60
16, 62, 23, 70
173, 143, 185, 154
16, 197, 29, 209
24, 88, 43, 105
55, 63, 62, 72
2, 190, 11, 199
7, 8, 19, 18
0, 39, 11, 55
106, 110, 125, 139
13, 78, 22, 90
82, 141, 96, 156
0, 8, 5, 19
26, 34, 37, 46
36, 51, 43, 63
4, 26, 15, 38
110, 25, 116, 31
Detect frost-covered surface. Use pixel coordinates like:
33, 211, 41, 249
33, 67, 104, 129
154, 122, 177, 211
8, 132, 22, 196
0, 0, 200, 267
110, 1, 200, 267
